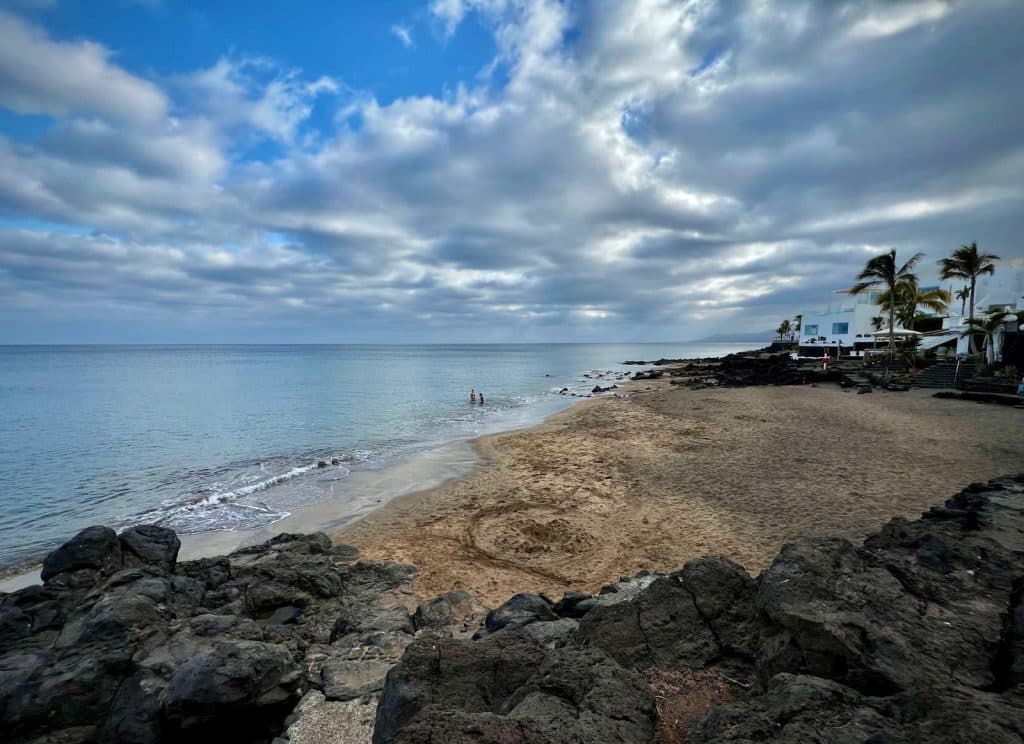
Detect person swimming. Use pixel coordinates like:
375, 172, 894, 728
470, 389, 477, 403
478, 391, 484, 405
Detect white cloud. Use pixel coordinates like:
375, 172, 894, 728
430, 0, 467, 37
184, 57, 339, 143
0, 0, 1022, 341
390, 24, 414, 48
847, 1, 952, 39
0, 11, 168, 123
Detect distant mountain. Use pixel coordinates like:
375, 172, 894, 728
691, 330, 775, 343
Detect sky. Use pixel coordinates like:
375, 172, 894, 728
0, 0, 1022, 343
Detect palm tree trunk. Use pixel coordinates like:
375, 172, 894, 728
888, 304, 895, 362
968, 277, 976, 353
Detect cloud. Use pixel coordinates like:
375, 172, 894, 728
0, 11, 167, 123
390, 24, 415, 48
0, 0, 1022, 342
183, 57, 339, 144
430, 0, 467, 37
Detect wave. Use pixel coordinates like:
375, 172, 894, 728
124, 455, 359, 532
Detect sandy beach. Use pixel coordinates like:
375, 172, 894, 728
336, 379, 1024, 605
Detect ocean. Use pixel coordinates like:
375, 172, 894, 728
0, 342, 757, 567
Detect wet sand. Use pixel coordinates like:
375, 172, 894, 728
335, 381, 1024, 605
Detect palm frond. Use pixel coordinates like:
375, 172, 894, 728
896, 251, 924, 277
850, 280, 880, 295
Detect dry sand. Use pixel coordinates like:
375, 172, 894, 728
335, 381, 1024, 605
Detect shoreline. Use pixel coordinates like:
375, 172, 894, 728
333, 376, 1024, 605
0, 390, 595, 594
6, 369, 1021, 601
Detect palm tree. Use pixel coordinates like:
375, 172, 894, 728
962, 313, 1009, 365
776, 319, 791, 340
878, 278, 949, 330
793, 314, 802, 336
850, 249, 923, 360
938, 242, 999, 351
870, 316, 885, 332
955, 286, 970, 316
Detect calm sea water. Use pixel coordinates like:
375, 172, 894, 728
0, 343, 757, 567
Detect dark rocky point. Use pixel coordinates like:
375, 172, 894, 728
3, 475, 1023, 742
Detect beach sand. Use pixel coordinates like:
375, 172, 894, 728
335, 381, 1024, 605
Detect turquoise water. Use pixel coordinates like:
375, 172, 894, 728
0, 343, 756, 566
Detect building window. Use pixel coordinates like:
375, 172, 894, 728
832, 322, 849, 335
804, 324, 818, 336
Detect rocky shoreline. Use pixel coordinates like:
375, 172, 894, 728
630, 350, 846, 388
2, 475, 1023, 742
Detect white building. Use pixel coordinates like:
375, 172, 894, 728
797, 262, 1024, 357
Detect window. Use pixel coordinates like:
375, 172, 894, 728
832, 322, 849, 335
804, 324, 818, 336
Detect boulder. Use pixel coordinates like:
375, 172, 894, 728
41, 526, 121, 582
482, 593, 556, 634
412, 589, 489, 638
551, 590, 591, 618
675, 555, 757, 659
164, 640, 302, 734
374, 633, 655, 744
575, 574, 719, 670
0, 524, 422, 744
374, 632, 548, 741
119, 525, 181, 572
521, 617, 577, 649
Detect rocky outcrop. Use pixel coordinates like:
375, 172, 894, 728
4, 476, 1024, 743
632, 352, 846, 387
376, 475, 1024, 742
0, 529, 427, 743
373, 634, 656, 743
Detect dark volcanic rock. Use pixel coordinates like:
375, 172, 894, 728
373, 632, 656, 744
481, 592, 557, 634
412, 589, 489, 639
163, 640, 301, 732
6, 476, 1024, 743
0, 527, 419, 744
574, 558, 754, 671
40, 526, 121, 582
665, 351, 845, 389
575, 573, 720, 670
551, 590, 591, 618
378, 475, 1024, 743
119, 525, 181, 572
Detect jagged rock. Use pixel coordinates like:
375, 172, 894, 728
40, 526, 121, 582
412, 589, 489, 639
374, 632, 548, 741
6, 475, 1024, 743
119, 525, 181, 572
575, 574, 719, 670
378, 475, 1024, 743
691, 673, 894, 742
551, 590, 591, 618
373, 633, 655, 744
521, 617, 578, 649
0, 526, 420, 744
675, 555, 757, 659
163, 640, 302, 734
757, 475, 1024, 698
321, 658, 395, 700
481, 593, 556, 634
330, 603, 413, 643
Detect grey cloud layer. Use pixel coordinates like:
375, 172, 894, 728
0, 0, 1022, 342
